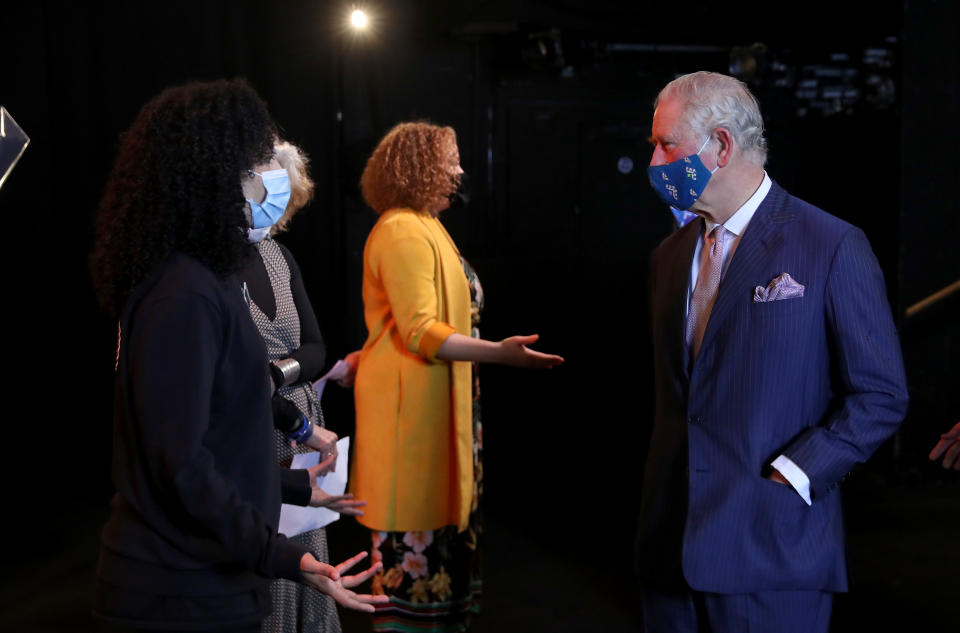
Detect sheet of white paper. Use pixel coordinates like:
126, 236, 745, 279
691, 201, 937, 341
312, 359, 350, 401
277, 436, 350, 537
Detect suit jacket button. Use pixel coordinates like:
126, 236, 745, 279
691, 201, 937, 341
688, 416, 700, 424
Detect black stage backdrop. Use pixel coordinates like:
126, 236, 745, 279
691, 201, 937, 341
1, 1, 956, 631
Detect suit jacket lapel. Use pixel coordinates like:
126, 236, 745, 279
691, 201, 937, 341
698, 182, 794, 355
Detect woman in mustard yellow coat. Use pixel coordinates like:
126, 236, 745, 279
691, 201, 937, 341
351, 122, 562, 631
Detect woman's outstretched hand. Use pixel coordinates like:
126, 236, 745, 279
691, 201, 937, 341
436, 332, 564, 367
309, 489, 367, 516
498, 334, 564, 368
300, 552, 388, 612
335, 551, 385, 589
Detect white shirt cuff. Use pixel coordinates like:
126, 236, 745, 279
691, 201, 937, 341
771, 455, 812, 506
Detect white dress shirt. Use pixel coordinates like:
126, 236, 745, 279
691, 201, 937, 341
685, 172, 771, 314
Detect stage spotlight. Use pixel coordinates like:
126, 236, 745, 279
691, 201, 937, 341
350, 9, 368, 30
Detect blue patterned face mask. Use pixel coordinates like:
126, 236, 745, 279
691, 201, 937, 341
647, 136, 716, 210
246, 168, 291, 229
670, 206, 699, 228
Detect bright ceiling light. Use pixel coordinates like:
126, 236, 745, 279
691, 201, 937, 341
350, 9, 368, 29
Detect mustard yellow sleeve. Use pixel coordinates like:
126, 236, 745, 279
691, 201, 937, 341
418, 322, 456, 361
370, 219, 454, 362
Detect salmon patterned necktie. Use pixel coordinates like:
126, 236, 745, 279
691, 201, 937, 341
687, 225, 728, 361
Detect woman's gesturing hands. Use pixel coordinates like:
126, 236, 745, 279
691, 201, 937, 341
309, 489, 367, 515
436, 332, 564, 368
300, 552, 388, 612
304, 460, 367, 515
497, 334, 564, 368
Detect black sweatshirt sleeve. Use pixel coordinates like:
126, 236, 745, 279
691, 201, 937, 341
280, 468, 312, 507
272, 392, 303, 433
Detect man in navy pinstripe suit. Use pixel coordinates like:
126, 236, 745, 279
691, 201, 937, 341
636, 71, 908, 633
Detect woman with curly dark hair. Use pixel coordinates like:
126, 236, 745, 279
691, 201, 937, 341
351, 121, 563, 632
90, 78, 385, 632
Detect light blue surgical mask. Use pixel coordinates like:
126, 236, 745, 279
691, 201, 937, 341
247, 226, 273, 243
647, 136, 717, 210
246, 168, 291, 229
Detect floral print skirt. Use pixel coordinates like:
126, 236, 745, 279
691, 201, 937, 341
369, 513, 482, 632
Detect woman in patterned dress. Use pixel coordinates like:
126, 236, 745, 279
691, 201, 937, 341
351, 122, 564, 632
238, 141, 369, 633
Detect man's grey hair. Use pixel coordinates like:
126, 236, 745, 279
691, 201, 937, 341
655, 71, 768, 167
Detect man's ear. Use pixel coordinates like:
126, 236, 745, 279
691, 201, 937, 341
714, 127, 734, 168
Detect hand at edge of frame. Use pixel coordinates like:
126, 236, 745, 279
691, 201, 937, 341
929, 421, 960, 470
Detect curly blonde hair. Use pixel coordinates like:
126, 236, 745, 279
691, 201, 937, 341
360, 122, 459, 214
272, 140, 315, 233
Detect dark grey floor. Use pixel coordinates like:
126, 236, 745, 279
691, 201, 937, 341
2, 470, 956, 633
